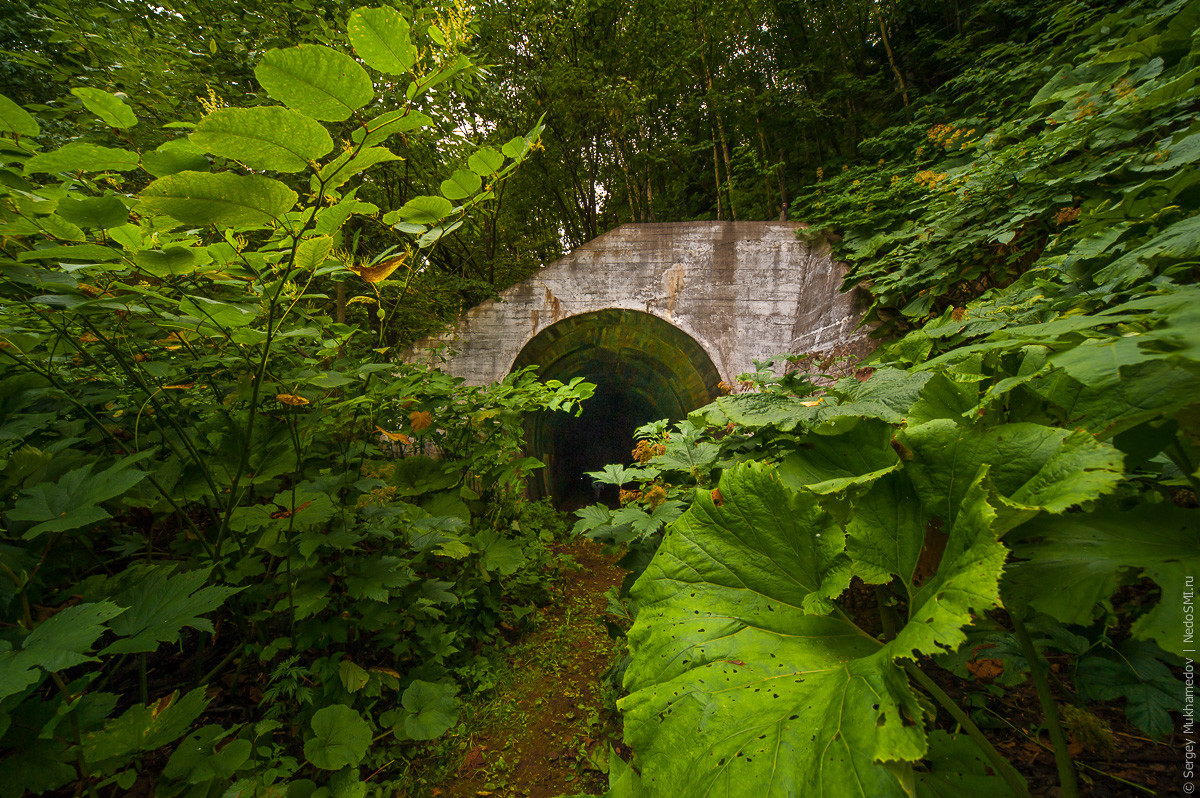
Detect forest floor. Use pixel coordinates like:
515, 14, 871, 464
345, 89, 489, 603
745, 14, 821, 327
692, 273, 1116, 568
418, 540, 1184, 798
425, 538, 628, 798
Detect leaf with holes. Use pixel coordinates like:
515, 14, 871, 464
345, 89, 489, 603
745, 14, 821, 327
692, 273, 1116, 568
620, 461, 1009, 797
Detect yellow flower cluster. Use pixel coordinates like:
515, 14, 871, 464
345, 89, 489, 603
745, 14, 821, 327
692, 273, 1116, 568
927, 123, 976, 148
914, 170, 949, 188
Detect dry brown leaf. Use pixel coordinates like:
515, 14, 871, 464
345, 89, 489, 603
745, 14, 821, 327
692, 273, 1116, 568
276, 393, 310, 406
351, 252, 408, 284
410, 410, 433, 430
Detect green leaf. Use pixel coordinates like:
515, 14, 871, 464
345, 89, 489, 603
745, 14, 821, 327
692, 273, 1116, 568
141, 140, 209, 178
472, 529, 525, 575
348, 6, 417, 74
316, 145, 402, 190
84, 687, 209, 764
295, 235, 334, 271
71, 88, 137, 129
897, 420, 1124, 530
104, 566, 241, 655
1005, 506, 1198, 656
56, 196, 128, 230
304, 705, 371, 769
191, 107, 333, 172
141, 171, 297, 228
135, 246, 196, 277
25, 143, 139, 174
620, 463, 922, 797
255, 45, 374, 122
178, 295, 258, 328
918, 731, 1026, 796
396, 194, 453, 225
0, 92, 39, 137
777, 418, 901, 494
21, 602, 126, 672
8, 459, 149, 537
467, 147, 504, 176
351, 110, 432, 148
339, 659, 371, 693
398, 680, 458, 740
440, 169, 481, 200
584, 464, 637, 485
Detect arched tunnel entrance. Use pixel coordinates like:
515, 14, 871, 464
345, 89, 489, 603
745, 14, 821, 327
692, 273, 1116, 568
511, 309, 722, 509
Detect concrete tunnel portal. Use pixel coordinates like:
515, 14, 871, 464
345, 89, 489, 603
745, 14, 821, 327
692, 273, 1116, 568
511, 309, 722, 508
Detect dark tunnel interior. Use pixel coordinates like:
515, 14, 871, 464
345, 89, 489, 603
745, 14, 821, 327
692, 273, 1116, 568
511, 309, 722, 510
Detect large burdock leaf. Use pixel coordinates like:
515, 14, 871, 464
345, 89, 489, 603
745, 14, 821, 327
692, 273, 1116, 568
140, 171, 297, 228
777, 417, 901, 494
255, 45, 374, 122
897, 420, 1123, 530
621, 463, 907, 797
1005, 506, 1198, 657
304, 705, 371, 769
348, 6, 417, 74
621, 462, 1014, 797
395, 679, 458, 740
191, 107, 333, 172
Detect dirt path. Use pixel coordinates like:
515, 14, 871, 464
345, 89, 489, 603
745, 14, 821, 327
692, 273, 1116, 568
431, 538, 627, 798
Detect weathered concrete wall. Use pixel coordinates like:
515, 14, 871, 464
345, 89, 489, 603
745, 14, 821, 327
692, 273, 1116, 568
408, 221, 872, 385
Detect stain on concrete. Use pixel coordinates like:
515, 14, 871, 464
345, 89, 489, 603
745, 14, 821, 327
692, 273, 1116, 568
662, 263, 686, 316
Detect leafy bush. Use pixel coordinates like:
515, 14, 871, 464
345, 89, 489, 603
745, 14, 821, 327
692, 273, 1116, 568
0, 6, 591, 796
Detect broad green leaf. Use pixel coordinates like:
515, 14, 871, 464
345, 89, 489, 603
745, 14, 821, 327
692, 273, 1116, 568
1075, 641, 1182, 738
316, 145, 401, 190
338, 659, 370, 693
881, 471, 1007, 660
178, 295, 258, 328
141, 139, 209, 178
25, 143, 139, 174
255, 45, 374, 122
397, 195, 453, 225
501, 135, 531, 160
1005, 506, 1198, 656
572, 504, 611, 535
777, 418, 901, 494
71, 88, 137, 129
8, 460, 149, 537
705, 391, 816, 432
467, 147, 504, 176
348, 7, 417, 74
351, 109, 431, 148
0, 92, 39, 137
897, 420, 1123, 530
83, 688, 209, 764
17, 243, 122, 262
104, 566, 241, 655
620, 463, 921, 797
398, 680, 458, 740
135, 246, 196, 277
845, 472, 931, 589
21, 602, 125, 671
56, 196, 128, 230
294, 235, 334, 271
440, 168, 481, 200
141, 171, 297, 228
473, 529, 524, 575
191, 107, 333, 172
918, 731, 1025, 796
304, 705, 371, 769
584, 463, 637, 485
